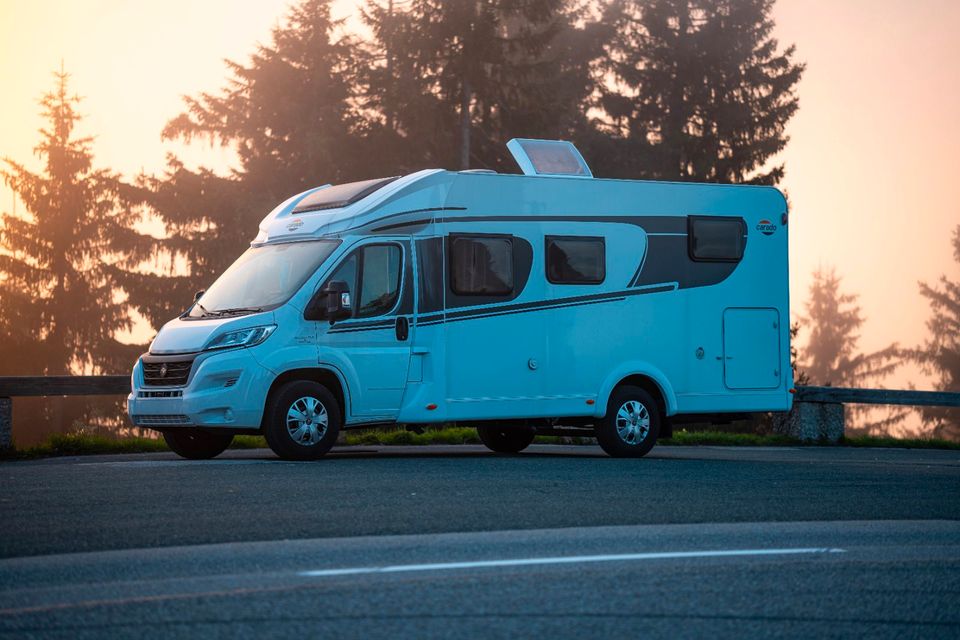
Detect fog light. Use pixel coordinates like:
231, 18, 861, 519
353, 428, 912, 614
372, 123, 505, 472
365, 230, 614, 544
224, 409, 234, 422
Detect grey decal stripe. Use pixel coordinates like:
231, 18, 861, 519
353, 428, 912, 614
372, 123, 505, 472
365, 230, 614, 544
352, 207, 467, 233
415, 283, 675, 327
328, 318, 397, 334
367, 214, 688, 235
331, 282, 676, 332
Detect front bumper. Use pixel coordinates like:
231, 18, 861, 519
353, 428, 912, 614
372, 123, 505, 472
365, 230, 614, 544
127, 348, 272, 429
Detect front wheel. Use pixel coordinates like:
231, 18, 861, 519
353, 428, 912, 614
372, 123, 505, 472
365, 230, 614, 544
264, 380, 341, 461
596, 386, 661, 458
162, 428, 234, 460
477, 423, 536, 453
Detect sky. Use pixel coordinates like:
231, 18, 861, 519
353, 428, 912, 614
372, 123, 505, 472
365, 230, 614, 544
1, 0, 958, 392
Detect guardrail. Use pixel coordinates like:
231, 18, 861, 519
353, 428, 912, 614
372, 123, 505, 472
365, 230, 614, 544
779, 386, 960, 442
0, 377, 958, 449
794, 386, 960, 408
0, 376, 130, 449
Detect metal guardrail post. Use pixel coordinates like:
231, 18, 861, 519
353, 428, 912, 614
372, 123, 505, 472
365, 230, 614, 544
0, 397, 11, 450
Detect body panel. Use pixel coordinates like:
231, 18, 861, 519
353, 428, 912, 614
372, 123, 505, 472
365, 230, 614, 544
128, 164, 793, 433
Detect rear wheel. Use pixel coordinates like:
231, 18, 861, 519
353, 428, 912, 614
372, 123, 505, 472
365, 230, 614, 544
162, 428, 234, 460
596, 385, 661, 458
264, 380, 341, 461
477, 423, 536, 453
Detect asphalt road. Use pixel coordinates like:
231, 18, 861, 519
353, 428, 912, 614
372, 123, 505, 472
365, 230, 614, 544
1, 444, 959, 637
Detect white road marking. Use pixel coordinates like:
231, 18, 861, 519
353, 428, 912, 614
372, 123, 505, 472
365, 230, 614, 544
299, 547, 845, 577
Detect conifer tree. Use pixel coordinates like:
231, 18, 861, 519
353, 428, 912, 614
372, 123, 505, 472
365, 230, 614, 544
799, 267, 904, 433
362, 0, 598, 172
0, 68, 144, 376
903, 226, 960, 439
129, 0, 365, 326
598, 0, 803, 183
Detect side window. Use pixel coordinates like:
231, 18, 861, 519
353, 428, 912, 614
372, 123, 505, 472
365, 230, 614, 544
357, 244, 401, 318
326, 253, 358, 296
689, 216, 745, 261
546, 236, 605, 284
449, 235, 514, 296
322, 244, 401, 319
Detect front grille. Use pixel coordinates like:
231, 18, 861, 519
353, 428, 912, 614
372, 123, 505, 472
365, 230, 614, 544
134, 414, 191, 426
138, 390, 183, 398
142, 359, 193, 386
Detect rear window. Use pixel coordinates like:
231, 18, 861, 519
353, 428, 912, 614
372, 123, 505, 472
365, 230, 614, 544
292, 177, 398, 214
688, 216, 745, 261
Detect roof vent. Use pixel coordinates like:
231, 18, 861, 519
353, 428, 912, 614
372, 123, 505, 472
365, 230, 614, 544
506, 138, 592, 178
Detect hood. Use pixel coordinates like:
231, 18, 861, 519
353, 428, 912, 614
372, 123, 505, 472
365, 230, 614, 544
149, 312, 276, 355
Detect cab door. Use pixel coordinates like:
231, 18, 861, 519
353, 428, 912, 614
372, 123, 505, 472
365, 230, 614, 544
317, 240, 414, 420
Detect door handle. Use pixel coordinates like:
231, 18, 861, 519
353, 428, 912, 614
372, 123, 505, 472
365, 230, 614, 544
395, 316, 409, 342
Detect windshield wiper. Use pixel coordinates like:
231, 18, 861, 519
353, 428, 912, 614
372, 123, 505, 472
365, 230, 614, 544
194, 301, 216, 317
211, 307, 264, 317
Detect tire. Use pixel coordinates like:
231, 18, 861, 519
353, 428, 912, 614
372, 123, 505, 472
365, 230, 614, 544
162, 428, 234, 460
477, 423, 536, 453
596, 385, 661, 458
263, 380, 341, 461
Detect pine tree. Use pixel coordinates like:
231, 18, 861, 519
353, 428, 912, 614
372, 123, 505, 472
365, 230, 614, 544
0, 68, 144, 376
128, 0, 366, 327
903, 226, 960, 439
597, 0, 803, 183
361, 0, 598, 172
799, 267, 904, 434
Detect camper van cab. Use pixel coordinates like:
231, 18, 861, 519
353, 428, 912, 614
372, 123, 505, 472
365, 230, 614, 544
127, 139, 793, 460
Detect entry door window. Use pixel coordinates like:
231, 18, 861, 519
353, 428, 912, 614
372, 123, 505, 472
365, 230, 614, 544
324, 244, 402, 319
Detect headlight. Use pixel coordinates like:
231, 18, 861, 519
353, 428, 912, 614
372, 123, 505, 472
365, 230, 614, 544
204, 325, 276, 351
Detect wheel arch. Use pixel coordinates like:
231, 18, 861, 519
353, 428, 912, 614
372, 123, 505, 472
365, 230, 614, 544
595, 364, 677, 419
260, 367, 349, 429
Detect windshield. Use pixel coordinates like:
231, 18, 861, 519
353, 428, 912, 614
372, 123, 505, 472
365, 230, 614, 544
188, 240, 340, 318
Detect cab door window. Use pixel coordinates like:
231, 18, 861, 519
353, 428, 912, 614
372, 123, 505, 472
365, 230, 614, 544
323, 244, 402, 319
357, 244, 401, 317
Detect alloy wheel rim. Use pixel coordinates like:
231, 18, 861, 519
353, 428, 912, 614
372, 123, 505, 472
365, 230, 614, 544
615, 400, 650, 445
286, 396, 329, 446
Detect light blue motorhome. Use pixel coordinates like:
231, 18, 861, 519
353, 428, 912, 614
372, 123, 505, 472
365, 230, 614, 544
127, 139, 793, 460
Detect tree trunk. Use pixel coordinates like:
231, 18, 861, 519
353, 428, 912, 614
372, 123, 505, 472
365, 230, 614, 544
459, 76, 472, 170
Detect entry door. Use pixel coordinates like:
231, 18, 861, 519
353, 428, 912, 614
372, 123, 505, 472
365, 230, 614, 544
722, 308, 781, 390
319, 241, 412, 419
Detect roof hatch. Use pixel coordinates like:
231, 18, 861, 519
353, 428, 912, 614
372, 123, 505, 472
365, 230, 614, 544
506, 138, 593, 178
291, 176, 399, 214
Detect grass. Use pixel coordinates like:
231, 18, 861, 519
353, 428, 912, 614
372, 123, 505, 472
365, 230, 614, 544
1, 427, 957, 460
345, 427, 480, 446
660, 430, 802, 447
841, 434, 960, 450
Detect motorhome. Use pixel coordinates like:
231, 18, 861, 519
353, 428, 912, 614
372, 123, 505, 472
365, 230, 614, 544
127, 139, 793, 460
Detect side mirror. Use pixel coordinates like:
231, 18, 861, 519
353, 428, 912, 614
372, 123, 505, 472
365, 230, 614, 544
304, 280, 352, 324
194, 290, 205, 302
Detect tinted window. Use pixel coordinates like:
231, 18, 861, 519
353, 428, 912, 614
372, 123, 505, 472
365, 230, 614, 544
322, 244, 401, 319
327, 253, 358, 295
546, 237, 605, 284
689, 217, 744, 261
292, 177, 398, 214
357, 245, 401, 317
450, 236, 514, 295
